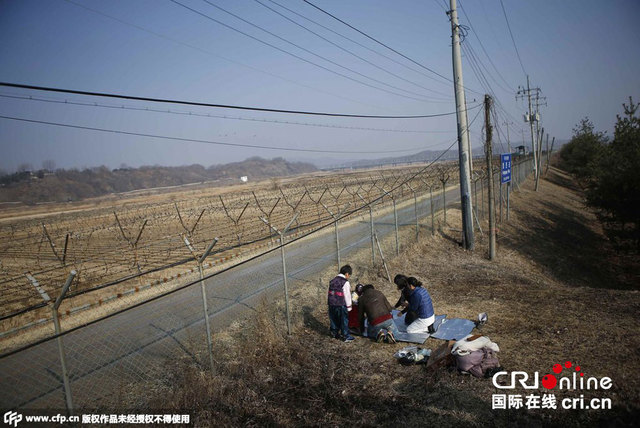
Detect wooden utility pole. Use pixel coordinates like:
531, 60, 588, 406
484, 95, 496, 260
516, 76, 543, 189
546, 136, 555, 174
448, 0, 474, 250
535, 127, 544, 191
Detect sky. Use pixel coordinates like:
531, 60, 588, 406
0, 0, 638, 172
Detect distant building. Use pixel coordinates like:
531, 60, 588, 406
240, 176, 248, 183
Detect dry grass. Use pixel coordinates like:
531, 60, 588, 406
131, 168, 638, 426
1, 162, 459, 346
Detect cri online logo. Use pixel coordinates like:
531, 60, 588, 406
493, 361, 612, 390
3, 411, 22, 427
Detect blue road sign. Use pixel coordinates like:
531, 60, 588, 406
501, 153, 512, 183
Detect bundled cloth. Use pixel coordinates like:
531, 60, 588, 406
451, 334, 501, 378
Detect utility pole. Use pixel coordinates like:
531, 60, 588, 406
448, 0, 474, 250
546, 136, 555, 174
502, 121, 513, 154
484, 95, 496, 260
516, 76, 541, 187
533, 91, 547, 191
535, 127, 544, 191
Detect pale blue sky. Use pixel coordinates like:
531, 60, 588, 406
0, 0, 638, 171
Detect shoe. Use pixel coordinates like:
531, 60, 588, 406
386, 331, 397, 344
344, 335, 355, 343
428, 324, 436, 334
376, 330, 386, 343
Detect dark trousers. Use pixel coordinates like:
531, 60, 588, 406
328, 305, 349, 338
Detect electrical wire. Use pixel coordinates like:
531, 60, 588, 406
265, 0, 453, 97
170, 0, 439, 104
62, 0, 391, 111
0, 114, 460, 154
0, 93, 457, 134
499, 0, 527, 77
250, 0, 452, 100
0, 139, 460, 359
0, 82, 471, 119
303, 0, 483, 95
458, 0, 515, 93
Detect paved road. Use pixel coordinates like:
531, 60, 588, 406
0, 182, 468, 410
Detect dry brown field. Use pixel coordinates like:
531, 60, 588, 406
136, 167, 638, 426
0, 161, 461, 346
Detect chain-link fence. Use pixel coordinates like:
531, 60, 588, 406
0, 156, 534, 411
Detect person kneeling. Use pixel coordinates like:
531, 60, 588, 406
357, 284, 398, 344
405, 277, 436, 334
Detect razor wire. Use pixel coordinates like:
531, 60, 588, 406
0, 156, 534, 411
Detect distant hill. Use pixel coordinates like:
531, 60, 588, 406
0, 157, 316, 204
321, 139, 569, 170
328, 148, 460, 170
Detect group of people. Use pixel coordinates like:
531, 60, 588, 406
327, 264, 435, 344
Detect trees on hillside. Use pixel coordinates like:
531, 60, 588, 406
558, 118, 607, 180
560, 97, 640, 249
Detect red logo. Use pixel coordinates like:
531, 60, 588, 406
542, 361, 585, 390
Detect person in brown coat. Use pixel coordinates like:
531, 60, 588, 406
357, 284, 398, 343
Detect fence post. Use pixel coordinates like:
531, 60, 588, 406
499, 181, 503, 223
199, 238, 218, 371
393, 198, 399, 255
441, 181, 447, 226
507, 182, 511, 221
369, 206, 374, 264
262, 214, 299, 335
321, 203, 350, 272
406, 183, 419, 241
52, 270, 76, 413
374, 233, 392, 284
484, 95, 496, 260
429, 186, 435, 236
184, 236, 219, 372
357, 192, 375, 265
480, 172, 485, 219
414, 192, 419, 241
473, 177, 478, 228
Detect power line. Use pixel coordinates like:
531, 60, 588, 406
460, 41, 522, 141
499, 0, 527, 76
0, 82, 477, 119
461, 41, 519, 126
170, 0, 438, 103
201, 0, 441, 102
265, 0, 453, 97
303, 0, 483, 95
251, 0, 452, 100
0, 93, 457, 134
0, 114, 455, 154
457, 0, 515, 92
61, 0, 386, 111
0, 135, 461, 359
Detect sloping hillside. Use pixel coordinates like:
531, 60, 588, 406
0, 157, 316, 203
136, 167, 637, 426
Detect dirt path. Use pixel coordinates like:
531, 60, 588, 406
137, 168, 639, 425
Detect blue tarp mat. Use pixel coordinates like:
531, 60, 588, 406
391, 311, 446, 343
429, 317, 476, 340
354, 311, 446, 344
354, 311, 477, 343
